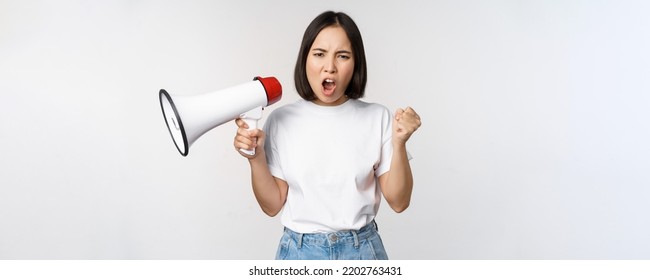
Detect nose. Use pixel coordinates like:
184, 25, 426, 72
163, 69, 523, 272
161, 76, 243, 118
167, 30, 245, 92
323, 57, 337, 73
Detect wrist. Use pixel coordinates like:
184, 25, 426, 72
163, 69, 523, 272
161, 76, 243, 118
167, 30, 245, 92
393, 140, 406, 152
248, 149, 266, 164
392, 138, 407, 150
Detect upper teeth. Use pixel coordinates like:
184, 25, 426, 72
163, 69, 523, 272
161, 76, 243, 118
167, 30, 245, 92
325, 79, 334, 83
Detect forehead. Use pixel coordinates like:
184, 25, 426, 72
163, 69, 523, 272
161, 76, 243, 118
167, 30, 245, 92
311, 26, 352, 49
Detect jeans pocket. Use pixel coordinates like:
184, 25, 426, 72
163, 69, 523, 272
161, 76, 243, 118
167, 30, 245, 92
275, 232, 291, 260
362, 233, 388, 260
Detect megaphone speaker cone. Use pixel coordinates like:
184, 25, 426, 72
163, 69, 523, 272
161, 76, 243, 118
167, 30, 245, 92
159, 89, 189, 156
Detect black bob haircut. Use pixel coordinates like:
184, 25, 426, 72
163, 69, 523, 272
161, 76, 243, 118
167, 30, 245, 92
294, 11, 367, 100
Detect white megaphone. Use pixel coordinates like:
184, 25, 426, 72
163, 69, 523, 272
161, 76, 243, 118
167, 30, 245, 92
159, 76, 282, 156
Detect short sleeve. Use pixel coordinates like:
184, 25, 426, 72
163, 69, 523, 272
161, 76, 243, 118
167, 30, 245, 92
263, 114, 286, 181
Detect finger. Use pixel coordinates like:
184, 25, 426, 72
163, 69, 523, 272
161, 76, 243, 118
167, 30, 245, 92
248, 129, 265, 147
237, 126, 253, 138
234, 134, 255, 150
235, 127, 256, 147
401, 107, 421, 123
403, 107, 417, 118
234, 118, 249, 129
248, 128, 263, 138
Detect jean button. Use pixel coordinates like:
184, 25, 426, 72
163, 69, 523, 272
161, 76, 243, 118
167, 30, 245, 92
329, 234, 337, 242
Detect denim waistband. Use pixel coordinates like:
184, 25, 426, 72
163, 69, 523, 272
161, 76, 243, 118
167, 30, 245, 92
283, 221, 379, 249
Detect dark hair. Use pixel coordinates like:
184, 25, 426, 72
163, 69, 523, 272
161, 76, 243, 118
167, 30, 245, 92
294, 11, 367, 100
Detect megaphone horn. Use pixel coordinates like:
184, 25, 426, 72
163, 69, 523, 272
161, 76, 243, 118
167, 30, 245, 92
159, 76, 282, 156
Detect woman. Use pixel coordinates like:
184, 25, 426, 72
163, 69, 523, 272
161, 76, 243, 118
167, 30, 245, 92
234, 11, 421, 260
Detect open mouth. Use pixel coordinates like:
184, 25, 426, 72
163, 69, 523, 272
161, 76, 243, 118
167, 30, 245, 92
322, 78, 336, 96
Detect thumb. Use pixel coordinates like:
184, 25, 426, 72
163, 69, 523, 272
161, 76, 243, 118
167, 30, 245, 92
394, 108, 405, 121
250, 129, 266, 148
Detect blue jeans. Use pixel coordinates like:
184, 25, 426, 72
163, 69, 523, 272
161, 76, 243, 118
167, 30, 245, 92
275, 221, 389, 260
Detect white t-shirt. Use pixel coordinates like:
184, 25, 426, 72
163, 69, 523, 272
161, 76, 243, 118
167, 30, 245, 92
263, 98, 396, 233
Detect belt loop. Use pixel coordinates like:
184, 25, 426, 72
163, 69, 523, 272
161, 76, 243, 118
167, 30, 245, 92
373, 220, 379, 232
351, 230, 359, 249
297, 233, 304, 249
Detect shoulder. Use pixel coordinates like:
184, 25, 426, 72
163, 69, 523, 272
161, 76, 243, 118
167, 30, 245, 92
267, 99, 304, 117
351, 99, 389, 110
264, 100, 309, 129
350, 99, 392, 117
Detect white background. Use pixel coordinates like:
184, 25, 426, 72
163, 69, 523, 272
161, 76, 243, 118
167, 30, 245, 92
1, 0, 649, 259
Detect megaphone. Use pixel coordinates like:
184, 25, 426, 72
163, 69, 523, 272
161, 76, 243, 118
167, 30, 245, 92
159, 76, 282, 156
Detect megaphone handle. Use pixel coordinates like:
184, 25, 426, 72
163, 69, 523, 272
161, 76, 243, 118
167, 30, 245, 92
239, 118, 258, 156
239, 106, 263, 156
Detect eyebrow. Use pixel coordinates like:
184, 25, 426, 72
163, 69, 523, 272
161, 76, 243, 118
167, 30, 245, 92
311, 48, 352, 54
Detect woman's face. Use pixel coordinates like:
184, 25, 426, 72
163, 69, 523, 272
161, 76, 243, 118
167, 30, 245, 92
306, 26, 355, 106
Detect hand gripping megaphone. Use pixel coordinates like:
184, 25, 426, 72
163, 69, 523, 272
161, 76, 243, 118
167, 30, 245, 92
159, 76, 282, 156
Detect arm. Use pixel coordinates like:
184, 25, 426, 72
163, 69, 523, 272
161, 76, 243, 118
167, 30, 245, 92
378, 107, 421, 213
234, 118, 288, 217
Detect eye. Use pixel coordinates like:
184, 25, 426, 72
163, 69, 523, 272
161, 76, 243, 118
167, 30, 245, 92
338, 54, 351, 60
312, 52, 325, 57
